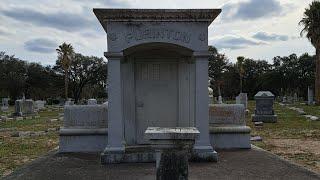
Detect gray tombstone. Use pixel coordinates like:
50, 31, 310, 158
218, 96, 223, 104
35, 100, 45, 110
282, 96, 287, 103
236, 93, 248, 109
236, 96, 240, 104
1, 98, 9, 112
308, 86, 314, 105
14, 100, 23, 116
293, 93, 298, 103
65, 99, 74, 106
87, 99, 97, 105
252, 91, 277, 123
23, 99, 35, 115
208, 87, 213, 104
287, 96, 293, 104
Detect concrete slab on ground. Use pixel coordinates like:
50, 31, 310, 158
3, 147, 320, 180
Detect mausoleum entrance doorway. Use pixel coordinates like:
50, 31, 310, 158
124, 43, 195, 144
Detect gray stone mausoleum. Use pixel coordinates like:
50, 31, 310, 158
59, 8, 251, 164
95, 8, 221, 163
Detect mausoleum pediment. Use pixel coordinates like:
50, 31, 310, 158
94, 9, 221, 52
93, 9, 221, 23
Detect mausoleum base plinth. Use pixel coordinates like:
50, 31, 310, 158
145, 127, 200, 180
191, 146, 218, 162
252, 115, 278, 123
100, 146, 155, 164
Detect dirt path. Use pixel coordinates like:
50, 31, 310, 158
265, 138, 320, 173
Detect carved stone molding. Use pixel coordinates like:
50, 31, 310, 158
94, 9, 221, 23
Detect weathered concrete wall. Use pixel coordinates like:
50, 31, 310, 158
209, 104, 251, 149
63, 105, 108, 128
209, 104, 246, 125
59, 105, 108, 152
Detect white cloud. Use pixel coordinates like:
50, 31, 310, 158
0, 0, 316, 65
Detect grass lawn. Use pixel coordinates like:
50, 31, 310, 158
247, 101, 320, 173
0, 107, 62, 177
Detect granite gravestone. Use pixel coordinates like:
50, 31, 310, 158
252, 91, 277, 123
65, 99, 74, 106
23, 99, 35, 115
308, 86, 314, 105
87, 99, 97, 105
1, 98, 9, 112
293, 93, 298, 103
208, 87, 214, 104
14, 100, 23, 116
35, 100, 45, 110
236, 93, 248, 109
218, 96, 223, 104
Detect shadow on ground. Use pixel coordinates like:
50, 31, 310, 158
4, 147, 320, 180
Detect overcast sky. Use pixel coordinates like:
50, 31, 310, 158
0, 0, 315, 65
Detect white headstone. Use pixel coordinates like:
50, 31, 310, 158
218, 96, 223, 104
87, 99, 97, 105
14, 100, 23, 116
308, 87, 314, 105
35, 100, 45, 110
236, 96, 240, 104
1, 98, 9, 112
208, 87, 214, 104
293, 93, 298, 103
239, 93, 248, 109
23, 99, 35, 115
65, 100, 74, 106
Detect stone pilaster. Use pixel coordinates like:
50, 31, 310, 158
193, 51, 218, 161
101, 52, 125, 163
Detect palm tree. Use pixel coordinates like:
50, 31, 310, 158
56, 43, 74, 99
300, 1, 320, 104
236, 56, 245, 93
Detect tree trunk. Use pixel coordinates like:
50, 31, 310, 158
64, 70, 68, 100
240, 75, 243, 93
315, 47, 320, 104
218, 84, 221, 97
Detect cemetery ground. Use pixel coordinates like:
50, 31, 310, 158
0, 102, 319, 178
0, 106, 63, 177
247, 101, 320, 174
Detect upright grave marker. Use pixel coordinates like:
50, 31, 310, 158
236, 93, 248, 109
35, 100, 45, 110
87, 99, 97, 105
14, 100, 23, 116
1, 98, 9, 112
252, 91, 277, 123
308, 86, 314, 105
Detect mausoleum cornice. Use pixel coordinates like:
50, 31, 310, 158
93, 9, 221, 24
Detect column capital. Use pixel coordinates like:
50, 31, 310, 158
193, 51, 210, 58
104, 51, 123, 59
